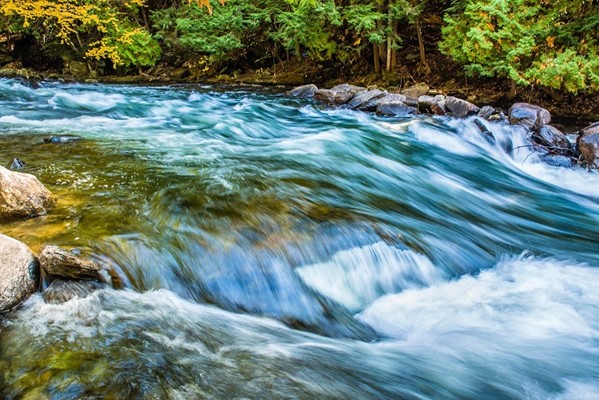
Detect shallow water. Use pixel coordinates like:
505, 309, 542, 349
0, 78, 597, 399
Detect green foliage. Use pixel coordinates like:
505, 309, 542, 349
270, 0, 342, 59
440, 0, 599, 93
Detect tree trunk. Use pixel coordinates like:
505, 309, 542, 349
373, 43, 381, 75
390, 19, 398, 71
507, 79, 517, 100
416, 19, 431, 75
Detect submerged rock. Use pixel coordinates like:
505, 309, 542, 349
508, 103, 551, 130
445, 96, 480, 118
10, 158, 26, 170
42, 279, 104, 304
288, 84, 318, 98
0, 234, 39, 313
0, 166, 56, 220
40, 246, 105, 282
43, 135, 81, 144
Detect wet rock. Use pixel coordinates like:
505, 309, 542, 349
43, 135, 81, 144
477, 105, 496, 120
418, 95, 446, 115
541, 155, 573, 168
0, 166, 56, 220
0, 234, 39, 313
533, 125, 571, 149
348, 89, 386, 110
314, 89, 351, 105
579, 121, 599, 137
288, 84, 318, 98
508, 103, 551, 130
42, 279, 104, 304
10, 158, 26, 170
579, 133, 599, 169
39, 246, 104, 282
445, 96, 480, 118
401, 83, 429, 98
377, 104, 418, 117
473, 119, 496, 145
363, 93, 407, 111
315, 84, 365, 105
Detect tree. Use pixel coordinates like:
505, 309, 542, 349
440, 0, 598, 94
0, 0, 161, 69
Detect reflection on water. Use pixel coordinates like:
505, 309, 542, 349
0, 79, 598, 398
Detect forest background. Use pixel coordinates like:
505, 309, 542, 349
0, 0, 597, 115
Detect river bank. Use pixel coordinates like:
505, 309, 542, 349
1, 57, 597, 124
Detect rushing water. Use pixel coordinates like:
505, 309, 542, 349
0, 78, 598, 399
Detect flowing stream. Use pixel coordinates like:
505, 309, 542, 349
0, 78, 597, 399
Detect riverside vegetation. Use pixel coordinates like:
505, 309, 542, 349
0, 0, 597, 116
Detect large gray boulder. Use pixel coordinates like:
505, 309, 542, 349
348, 89, 386, 110
508, 103, 551, 129
445, 96, 480, 118
0, 234, 39, 313
363, 93, 407, 111
418, 95, 446, 115
314, 84, 365, 105
0, 166, 56, 220
40, 246, 104, 282
288, 84, 318, 98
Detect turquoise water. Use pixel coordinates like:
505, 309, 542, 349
0, 78, 598, 399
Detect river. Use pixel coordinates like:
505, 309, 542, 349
0, 78, 597, 399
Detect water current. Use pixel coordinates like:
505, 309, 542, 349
0, 78, 597, 399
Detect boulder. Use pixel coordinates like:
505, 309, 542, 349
314, 89, 352, 105
418, 95, 446, 115
288, 84, 318, 98
0, 234, 39, 313
579, 133, 599, 169
0, 166, 56, 220
401, 83, 429, 98
377, 104, 418, 117
575, 122, 599, 168
533, 125, 571, 149
579, 121, 599, 137
348, 89, 386, 110
39, 246, 104, 282
42, 279, 105, 304
508, 103, 551, 129
315, 84, 365, 105
477, 105, 496, 120
330, 83, 366, 95
362, 93, 407, 111
445, 96, 480, 118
